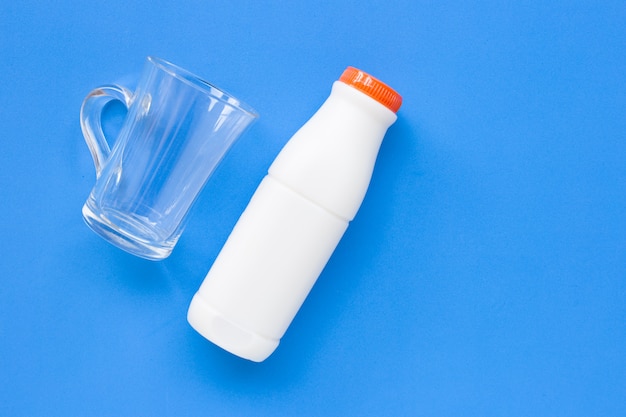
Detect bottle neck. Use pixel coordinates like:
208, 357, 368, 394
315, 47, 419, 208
330, 81, 398, 129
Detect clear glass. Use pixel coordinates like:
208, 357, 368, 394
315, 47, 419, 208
80, 56, 258, 260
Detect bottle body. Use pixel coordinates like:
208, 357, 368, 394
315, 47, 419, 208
189, 176, 348, 361
188, 70, 401, 362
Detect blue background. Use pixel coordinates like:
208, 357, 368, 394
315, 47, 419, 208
1, 1, 625, 415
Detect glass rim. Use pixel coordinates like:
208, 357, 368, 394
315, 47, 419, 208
147, 56, 259, 119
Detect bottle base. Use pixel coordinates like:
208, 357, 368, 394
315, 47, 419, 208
187, 293, 279, 362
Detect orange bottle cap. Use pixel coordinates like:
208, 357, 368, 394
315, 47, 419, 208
339, 67, 402, 113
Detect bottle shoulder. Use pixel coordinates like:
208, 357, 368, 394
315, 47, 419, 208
267, 84, 393, 220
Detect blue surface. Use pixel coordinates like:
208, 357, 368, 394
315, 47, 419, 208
1, 0, 625, 415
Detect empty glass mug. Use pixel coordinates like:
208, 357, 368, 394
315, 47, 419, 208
80, 57, 258, 260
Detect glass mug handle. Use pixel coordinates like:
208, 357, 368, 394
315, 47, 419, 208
79, 85, 133, 178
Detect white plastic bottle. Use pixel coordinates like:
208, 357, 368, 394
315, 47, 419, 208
187, 67, 402, 361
